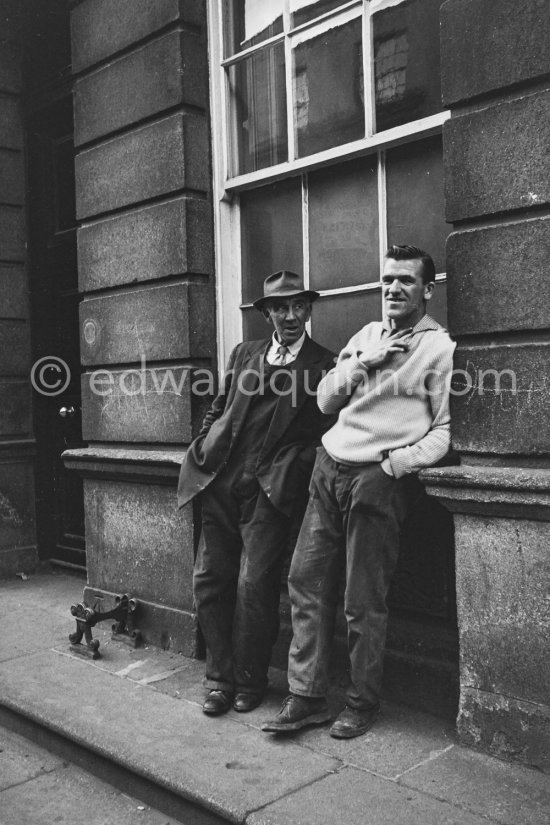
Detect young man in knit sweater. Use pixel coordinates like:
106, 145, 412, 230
262, 245, 456, 739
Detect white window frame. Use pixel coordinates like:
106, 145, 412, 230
208, 0, 450, 371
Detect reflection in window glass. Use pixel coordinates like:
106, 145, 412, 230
228, 43, 287, 175
223, 0, 284, 57
386, 135, 446, 273
240, 178, 303, 303
373, 0, 442, 132
290, 0, 349, 28
294, 17, 364, 157
309, 156, 379, 291
311, 291, 382, 353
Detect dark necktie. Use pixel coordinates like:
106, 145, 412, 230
276, 345, 289, 366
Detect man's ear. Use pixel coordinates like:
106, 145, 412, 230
424, 281, 435, 302
262, 308, 272, 324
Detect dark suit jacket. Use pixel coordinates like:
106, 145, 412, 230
177, 335, 336, 517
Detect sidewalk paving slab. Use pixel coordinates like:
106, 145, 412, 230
0, 650, 340, 824
399, 744, 550, 825
0, 725, 64, 790
247, 764, 492, 825
0, 727, 182, 825
0, 571, 549, 825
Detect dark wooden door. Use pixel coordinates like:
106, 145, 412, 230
27, 94, 85, 570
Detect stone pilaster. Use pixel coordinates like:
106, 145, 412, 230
422, 0, 550, 770
64, 0, 214, 652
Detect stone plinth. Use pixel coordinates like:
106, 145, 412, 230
63, 447, 199, 655
421, 465, 550, 772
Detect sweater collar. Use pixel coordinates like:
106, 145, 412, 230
382, 313, 441, 335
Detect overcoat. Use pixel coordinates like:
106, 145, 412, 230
177, 335, 336, 517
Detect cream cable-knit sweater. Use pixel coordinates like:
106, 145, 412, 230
318, 314, 456, 478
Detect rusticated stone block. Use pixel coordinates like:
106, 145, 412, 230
0, 381, 31, 435
71, 0, 205, 73
0, 321, 30, 375
0, 459, 36, 553
0, 95, 22, 149
81, 366, 192, 442
447, 217, 550, 336
83, 477, 194, 610
74, 30, 206, 146
454, 513, 550, 706
78, 198, 213, 291
451, 344, 550, 454
0, 206, 24, 261
0, 265, 28, 318
444, 91, 550, 222
0, 149, 24, 205
75, 114, 209, 219
80, 282, 214, 365
0, 42, 21, 93
441, 0, 550, 106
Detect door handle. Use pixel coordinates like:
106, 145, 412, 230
58, 405, 76, 418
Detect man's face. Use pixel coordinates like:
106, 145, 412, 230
264, 296, 311, 345
382, 258, 434, 329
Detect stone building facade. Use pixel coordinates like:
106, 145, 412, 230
0, 0, 548, 772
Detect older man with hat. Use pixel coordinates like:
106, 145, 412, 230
178, 271, 335, 716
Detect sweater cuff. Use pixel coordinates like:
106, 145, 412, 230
388, 448, 411, 479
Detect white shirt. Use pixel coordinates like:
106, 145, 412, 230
265, 332, 306, 366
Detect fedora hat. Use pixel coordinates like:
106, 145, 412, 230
253, 270, 320, 310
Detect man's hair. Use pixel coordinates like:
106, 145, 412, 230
385, 245, 436, 285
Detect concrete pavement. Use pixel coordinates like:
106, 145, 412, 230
0, 570, 548, 825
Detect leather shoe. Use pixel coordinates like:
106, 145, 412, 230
261, 694, 330, 732
202, 689, 234, 716
233, 692, 263, 713
329, 703, 380, 739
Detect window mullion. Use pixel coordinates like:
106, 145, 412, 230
302, 175, 310, 290
284, 0, 296, 163
377, 149, 387, 286
362, 0, 375, 136
302, 174, 312, 336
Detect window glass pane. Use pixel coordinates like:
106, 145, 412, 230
294, 17, 364, 157
240, 178, 303, 303
308, 156, 379, 290
386, 135, 446, 273
228, 44, 287, 175
427, 280, 447, 328
242, 305, 273, 341
310, 290, 382, 353
373, 0, 442, 132
290, 0, 352, 28
223, 0, 283, 57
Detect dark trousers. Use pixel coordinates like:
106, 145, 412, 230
287, 447, 410, 708
193, 465, 290, 695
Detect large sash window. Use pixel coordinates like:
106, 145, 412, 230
210, 0, 449, 356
